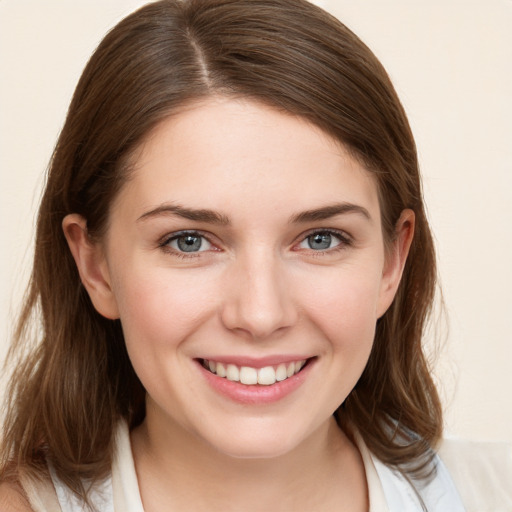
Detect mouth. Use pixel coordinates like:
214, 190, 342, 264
200, 358, 310, 386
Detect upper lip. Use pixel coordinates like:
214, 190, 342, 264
197, 355, 314, 368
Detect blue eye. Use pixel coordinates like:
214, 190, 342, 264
166, 232, 212, 253
298, 231, 345, 251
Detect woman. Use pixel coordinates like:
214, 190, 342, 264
0, 0, 510, 510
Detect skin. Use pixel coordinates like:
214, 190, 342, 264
63, 97, 414, 511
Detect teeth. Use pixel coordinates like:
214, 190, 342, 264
275, 364, 287, 382
240, 366, 258, 385
203, 359, 307, 386
226, 364, 239, 381
216, 362, 226, 378
257, 366, 276, 385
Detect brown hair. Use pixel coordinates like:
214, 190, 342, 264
1, 0, 441, 498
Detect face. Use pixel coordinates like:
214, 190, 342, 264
65, 97, 411, 459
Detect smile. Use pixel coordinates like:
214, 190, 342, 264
201, 359, 307, 386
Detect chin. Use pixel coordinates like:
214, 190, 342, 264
211, 437, 298, 460
195, 417, 317, 461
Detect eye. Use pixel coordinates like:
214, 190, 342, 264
164, 231, 213, 253
297, 230, 348, 251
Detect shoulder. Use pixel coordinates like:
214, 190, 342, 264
1, 466, 62, 512
438, 437, 512, 511
0, 480, 34, 512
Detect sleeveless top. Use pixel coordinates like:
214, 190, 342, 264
20, 421, 512, 511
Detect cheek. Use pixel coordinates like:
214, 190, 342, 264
295, 265, 383, 353
288, 267, 382, 414
110, 267, 223, 406
111, 265, 219, 351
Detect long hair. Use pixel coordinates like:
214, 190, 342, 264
1, 0, 441, 497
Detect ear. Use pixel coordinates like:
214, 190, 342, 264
377, 209, 415, 318
62, 214, 120, 319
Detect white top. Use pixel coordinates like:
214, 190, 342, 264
25, 422, 511, 512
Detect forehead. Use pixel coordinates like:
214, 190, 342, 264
114, 97, 380, 223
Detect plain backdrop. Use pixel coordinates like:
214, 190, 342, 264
1, 0, 511, 443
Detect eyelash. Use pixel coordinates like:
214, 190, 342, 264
296, 229, 353, 256
159, 230, 215, 259
158, 229, 353, 258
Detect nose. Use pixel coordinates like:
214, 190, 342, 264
220, 249, 297, 340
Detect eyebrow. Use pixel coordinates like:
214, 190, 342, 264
137, 204, 230, 225
289, 203, 371, 223
137, 201, 371, 225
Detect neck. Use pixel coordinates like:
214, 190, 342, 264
131, 407, 368, 512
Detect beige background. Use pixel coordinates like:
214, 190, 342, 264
1, 1, 511, 442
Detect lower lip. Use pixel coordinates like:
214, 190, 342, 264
197, 360, 313, 405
